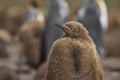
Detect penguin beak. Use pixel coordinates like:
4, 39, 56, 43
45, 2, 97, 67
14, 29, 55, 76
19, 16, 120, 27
55, 24, 66, 32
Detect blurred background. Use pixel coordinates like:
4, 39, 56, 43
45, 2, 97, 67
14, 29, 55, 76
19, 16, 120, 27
0, 0, 120, 80
5, 0, 120, 11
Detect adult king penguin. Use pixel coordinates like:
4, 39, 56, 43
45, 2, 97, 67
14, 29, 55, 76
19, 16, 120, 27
42, 0, 70, 59
23, 0, 44, 23
97, 0, 108, 32
77, 0, 104, 56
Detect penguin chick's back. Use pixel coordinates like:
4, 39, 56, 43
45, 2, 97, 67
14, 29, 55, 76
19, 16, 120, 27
47, 37, 103, 80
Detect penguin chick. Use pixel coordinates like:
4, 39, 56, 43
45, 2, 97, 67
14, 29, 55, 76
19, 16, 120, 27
47, 21, 103, 80
17, 21, 44, 68
108, 9, 120, 32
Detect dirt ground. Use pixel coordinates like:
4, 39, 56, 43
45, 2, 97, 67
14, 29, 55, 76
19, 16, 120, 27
103, 58, 120, 80
0, 42, 120, 80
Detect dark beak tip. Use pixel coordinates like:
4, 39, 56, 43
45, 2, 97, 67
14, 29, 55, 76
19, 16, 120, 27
54, 24, 60, 27
54, 23, 57, 26
54, 24, 65, 31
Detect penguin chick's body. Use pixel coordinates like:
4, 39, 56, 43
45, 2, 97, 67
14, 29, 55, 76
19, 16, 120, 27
47, 21, 103, 80
18, 21, 44, 68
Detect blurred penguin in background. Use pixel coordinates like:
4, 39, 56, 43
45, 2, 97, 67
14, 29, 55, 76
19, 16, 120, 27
23, 0, 44, 23
0, 29, 12, 58
97, 0, 108, 32
17, 21, 44, 69
0, 0, 12, 33
16, 0, 45, 69
104, 9, 120, 57
19, 21, 44, 68
0, 0, 7, 29
7, 6, 25, 35
108, 8, 120, 32
0, 65, 19, 80
77, 0, 104, 56
42, 0, 70, 59
93, 0, 108, 33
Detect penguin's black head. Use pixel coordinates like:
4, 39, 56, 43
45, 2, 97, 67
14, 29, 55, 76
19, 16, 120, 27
28, 0, 42, 8
55, 21, 88, 38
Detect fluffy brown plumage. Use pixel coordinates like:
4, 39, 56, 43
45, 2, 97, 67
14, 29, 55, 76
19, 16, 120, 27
47, 21, 103, 80
108, 9, 120, 32
104, 8, 120, 57
34, 61, 47, 80
0, 0, 7, 27
17, 21, 44, 68
104, 31, 120, 57
0, 64, 18, 80
8, 6, 25, 35
0, 0, 16, 34
0, 29, 12, 58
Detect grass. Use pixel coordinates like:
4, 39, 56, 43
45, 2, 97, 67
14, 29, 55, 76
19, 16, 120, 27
4, 0, 120, 15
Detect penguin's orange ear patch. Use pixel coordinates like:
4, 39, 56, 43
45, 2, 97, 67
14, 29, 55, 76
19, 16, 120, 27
27, 2, 34, 8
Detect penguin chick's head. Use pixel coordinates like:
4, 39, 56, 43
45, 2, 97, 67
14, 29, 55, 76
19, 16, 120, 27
55, 21, 88, 38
